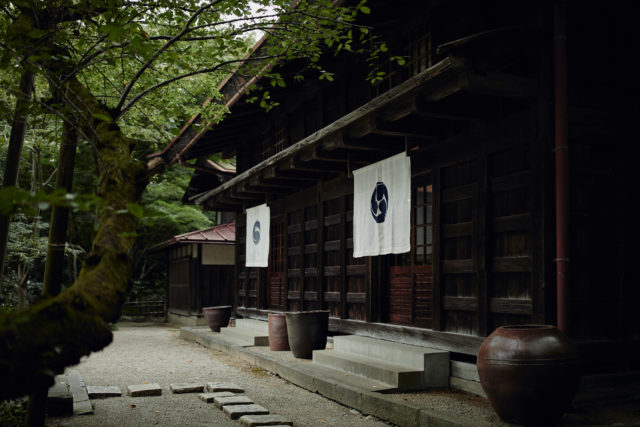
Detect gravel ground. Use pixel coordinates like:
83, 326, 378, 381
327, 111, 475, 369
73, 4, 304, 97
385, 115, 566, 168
48, 322, 390, 427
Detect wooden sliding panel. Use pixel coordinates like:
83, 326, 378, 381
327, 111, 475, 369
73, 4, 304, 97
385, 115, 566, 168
303, 205, 321, 310
487, 145, 534, 330
287, 209, 304, 311
387, 176, 434, 328
236, 214, 251, 308
439, 160, 479, 335
267, 216, 286, 310
168, 256, 190, 312
346, 196, 367, 321
323, 197, 343, 318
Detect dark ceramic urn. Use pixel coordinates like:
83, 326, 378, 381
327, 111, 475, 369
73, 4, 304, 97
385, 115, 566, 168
285, 310, 329, 358
477, 325, 580, 425
268, 313, 290, 351
202, 305, 232, 332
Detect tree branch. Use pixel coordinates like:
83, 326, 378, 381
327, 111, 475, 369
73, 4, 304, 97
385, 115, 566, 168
115, 1, 223, 113
118, 54, 279, 118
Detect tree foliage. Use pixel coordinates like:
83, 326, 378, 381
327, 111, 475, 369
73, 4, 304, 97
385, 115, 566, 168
0, 0, 370, 400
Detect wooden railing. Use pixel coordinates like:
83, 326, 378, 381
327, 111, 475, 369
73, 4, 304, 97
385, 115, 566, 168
122, 297, 166, 319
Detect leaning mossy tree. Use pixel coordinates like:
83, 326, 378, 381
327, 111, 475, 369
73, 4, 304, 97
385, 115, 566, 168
0, 0, 371, 399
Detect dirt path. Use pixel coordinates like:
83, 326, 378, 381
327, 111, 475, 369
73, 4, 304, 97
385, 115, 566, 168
49, 322, 389, 427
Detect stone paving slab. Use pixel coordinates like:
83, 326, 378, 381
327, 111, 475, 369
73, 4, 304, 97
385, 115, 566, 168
127, 383, 162, 396
206, 382, 244, 393
67, 370, 93, 415
239, 414, 293, 426
170, 383, 204, 393
214, 395, 254, 408
223, 404, 269, 420
47, 375, 73, 416
199, 391, 235, 403
86, 386, 122, 398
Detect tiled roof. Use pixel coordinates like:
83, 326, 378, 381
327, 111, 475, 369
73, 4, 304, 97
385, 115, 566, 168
150, 222, 235, 252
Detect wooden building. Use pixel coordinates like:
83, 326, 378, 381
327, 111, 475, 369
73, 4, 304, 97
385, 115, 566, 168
152, 222, 236, 326
157, 1, 638, 373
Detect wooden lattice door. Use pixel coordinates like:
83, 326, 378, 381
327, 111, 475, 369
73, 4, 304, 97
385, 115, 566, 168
267, 217, 286, 310
387, 179, 433, 328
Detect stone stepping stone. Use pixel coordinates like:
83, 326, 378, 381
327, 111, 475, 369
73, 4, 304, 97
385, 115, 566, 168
170, 383, 204, 394
127, 383, 162, 396
239, 414, 293, 426
199, 391, 235, 403
206, 382, 244, 393
67, 370, 93, 415
86, 386, 122, 399
214, 395, 254, 408
47, 375, 73, 416
223, 404, 269, 420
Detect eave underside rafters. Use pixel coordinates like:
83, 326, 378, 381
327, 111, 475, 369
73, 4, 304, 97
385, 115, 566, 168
189, 54, 537, 210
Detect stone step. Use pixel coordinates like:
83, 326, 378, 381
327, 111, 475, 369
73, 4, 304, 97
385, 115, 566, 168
127, 383, 162, 396
235, 318, 269, 335
313, 349, 426, 390
86, 386, 122, 399
215, 395, 254, 408
223, 404, 269, 420
206, 382, 244, 393
333, 335, 449, 372
286, 359, 397, 393
220, 326, 269, 346
170, 383, 204, 394
66, 370, 93, 415
239, 414, 293, 426
199, 391, 236, 403
182, 326, 259, 349
47, 375, 73, 416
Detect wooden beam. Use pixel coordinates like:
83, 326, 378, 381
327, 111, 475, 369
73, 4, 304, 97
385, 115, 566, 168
322, 132, 399, 153
229, 188, 264, 201
192, 56, 468, 205
381, 95, 483, 124
263, 166, 326, 181
238, 182, 290, 196
374, 119, 436, 140
299, 146, 377, 166
465, 72, 537, 100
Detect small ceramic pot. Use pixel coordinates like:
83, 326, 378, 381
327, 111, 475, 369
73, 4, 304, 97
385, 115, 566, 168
268, 313, 290, 351
285, 310, 329, 358
202, 305, 232, 332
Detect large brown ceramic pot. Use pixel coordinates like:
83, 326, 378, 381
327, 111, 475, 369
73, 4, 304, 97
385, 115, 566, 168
202, 305, 232, 332
285, 310, 329, 358
268, 313, 290, 351
477, 325, 580, 425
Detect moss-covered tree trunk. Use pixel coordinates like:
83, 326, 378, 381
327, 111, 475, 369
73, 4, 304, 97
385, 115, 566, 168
0, 75, 147, 399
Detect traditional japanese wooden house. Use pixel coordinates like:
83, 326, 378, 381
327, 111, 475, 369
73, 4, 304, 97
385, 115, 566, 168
157, 0, 638, 374
151, 222, 236, 325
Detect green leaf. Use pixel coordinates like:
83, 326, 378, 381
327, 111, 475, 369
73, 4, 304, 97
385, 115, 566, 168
92, 112, 111, 122
360, 5, 371, 14
126, 203, 144, 219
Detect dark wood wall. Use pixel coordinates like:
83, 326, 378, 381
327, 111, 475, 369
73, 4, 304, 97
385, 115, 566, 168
565, 3, 638, 368
224, 1, 639, 367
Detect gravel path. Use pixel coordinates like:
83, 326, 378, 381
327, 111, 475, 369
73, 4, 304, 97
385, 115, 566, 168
49, 322, 389, 427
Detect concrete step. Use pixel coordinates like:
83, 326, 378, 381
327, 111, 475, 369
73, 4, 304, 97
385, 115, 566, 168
333, 335, 447, 369
220, 326, 269, 346
181, 327, 257, 349
313, 350, 425, 390
235, 318, 269, 335
326, 335, 450, 389
293, 359, 398, 392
